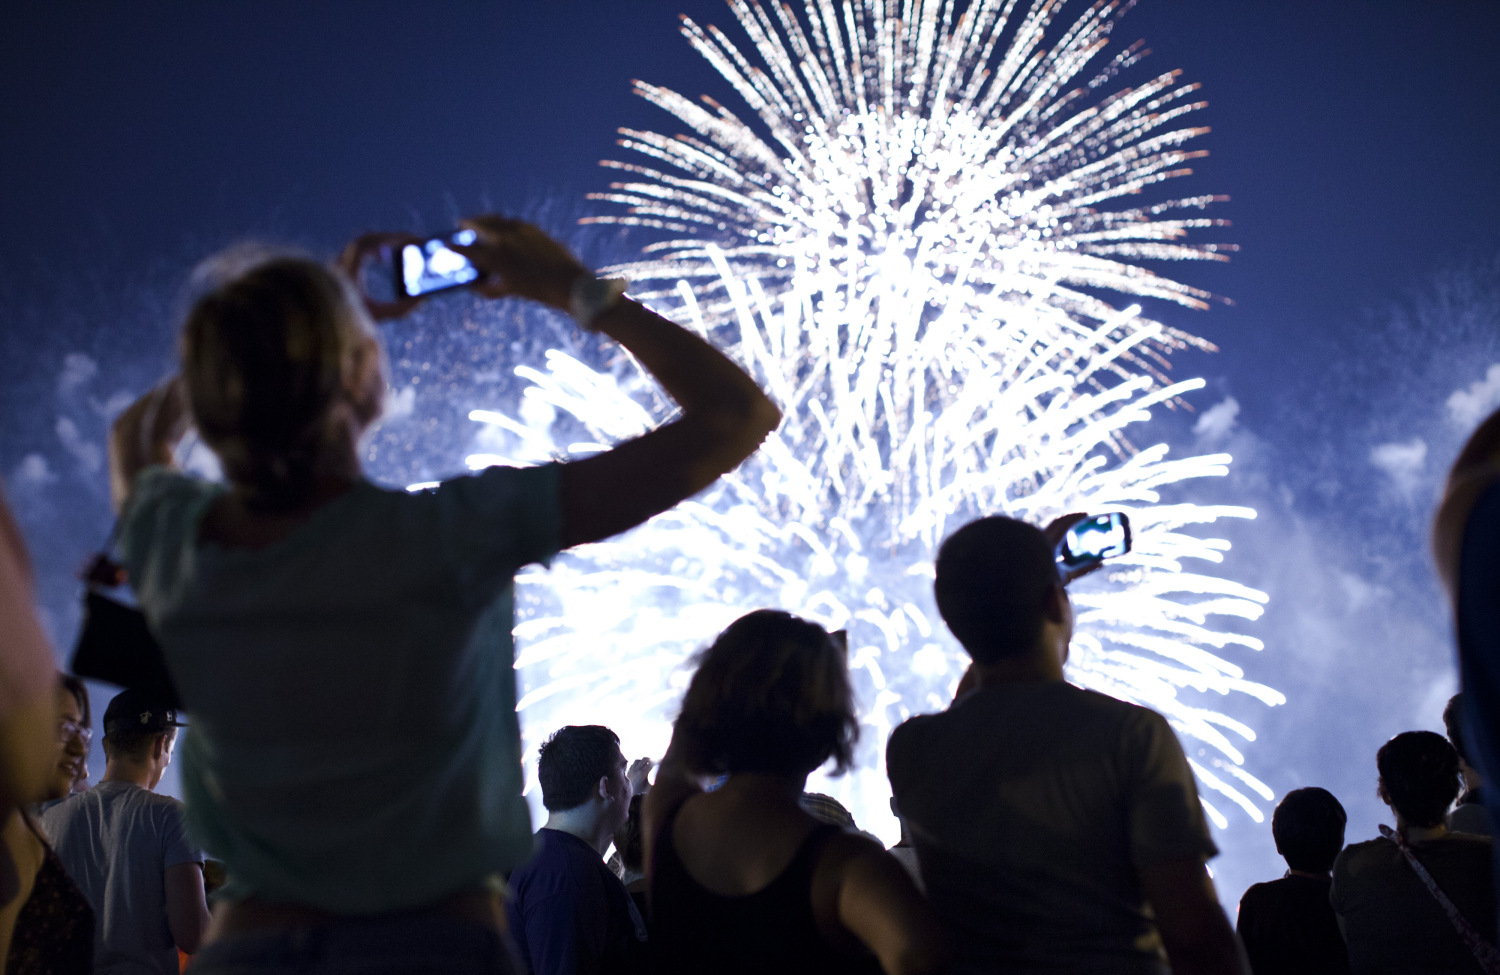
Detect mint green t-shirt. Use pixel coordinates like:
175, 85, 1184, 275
117, 463, 560, 914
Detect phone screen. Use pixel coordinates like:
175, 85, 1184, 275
398, 229, 480, 298
1061, 512, 1131, 567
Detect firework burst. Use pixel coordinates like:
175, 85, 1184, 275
471, 0, 1282, 834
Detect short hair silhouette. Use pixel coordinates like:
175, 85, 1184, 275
1377, 731, 1461, 828
934, 516, 1058, 665
1443, 693, 1473, 767
537, 725, 621, 811
676, 609, 857, 777
1271, 787, 1347, 873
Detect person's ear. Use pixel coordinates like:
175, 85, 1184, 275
344, 335, 385, 427
1042, 583, 1068, 624
152, 733, 169, 764
598, 776, 612, 803
1376, 778, 1390, 805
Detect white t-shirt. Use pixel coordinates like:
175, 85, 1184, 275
42, 780, 204, 975
116, 463, 560, 914
886, 681, 1217, 975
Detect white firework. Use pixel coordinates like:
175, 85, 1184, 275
468, 0, 1283, 835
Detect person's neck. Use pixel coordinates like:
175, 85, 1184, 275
544, 804, 614, 856
101, 762, 155, 790
707, 772, 809, 814
236, 468, 361, 515
972, 645, 1066, 686
1395, 814, 1449, 843
1286, 868, 1330, 880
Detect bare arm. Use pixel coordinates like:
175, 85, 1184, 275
108, 377, 190, 513
557, 297, 781, 546
834, 843, 948, 975
1139, 858, 1249, 975
452, 217, 781, 548
164, 861, 211, 955
641, 724, 711, 895
0, 486, 63, 851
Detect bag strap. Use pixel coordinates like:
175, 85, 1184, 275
81, 521, 127, 589
1379, 824, 1500, 974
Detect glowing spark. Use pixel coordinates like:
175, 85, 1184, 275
476, 0, 1281, 837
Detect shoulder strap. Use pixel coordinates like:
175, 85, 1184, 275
1379, 824, 1500, 974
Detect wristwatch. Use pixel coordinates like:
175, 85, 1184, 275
569, 275, 629, 330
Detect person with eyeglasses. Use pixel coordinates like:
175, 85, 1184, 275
3, 675, 96, 975
41, 688, 209, 975
50, 677, 91, 802
103, 217, 779, 973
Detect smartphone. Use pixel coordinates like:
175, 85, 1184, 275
1057, 512, 1132, 570
394, 229, 480, 299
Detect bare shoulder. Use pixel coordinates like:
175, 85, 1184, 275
816, 828, 905, 879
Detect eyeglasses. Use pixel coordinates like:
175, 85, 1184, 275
58, 720, 93, 746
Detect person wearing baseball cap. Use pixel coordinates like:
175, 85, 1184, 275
41, 688, 209, 974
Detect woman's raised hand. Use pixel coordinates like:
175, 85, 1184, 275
453, 216, 589, 311
109, 376, 192, 511
337, 232, 426, 322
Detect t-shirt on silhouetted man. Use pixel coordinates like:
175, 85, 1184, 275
886, 515, 1247, 975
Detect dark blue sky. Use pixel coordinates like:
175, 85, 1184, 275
3, 0, 1499, 905
4, 1, 1497, 408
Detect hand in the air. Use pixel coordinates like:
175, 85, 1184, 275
1043, 512, 1105, 585
337, 231, 425, 321
452, 216, 590, 312
627, 757, 655, 796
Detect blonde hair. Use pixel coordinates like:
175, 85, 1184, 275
181, 252, 378, 511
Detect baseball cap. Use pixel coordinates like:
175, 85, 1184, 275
103, 687, 186, 737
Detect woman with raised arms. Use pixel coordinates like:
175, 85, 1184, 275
108, 217, 780, 973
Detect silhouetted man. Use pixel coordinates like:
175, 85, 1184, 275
887, 515, 1247, 975
42, 688, 209, 974
1237, 787, 1350, 975
506, 725, 647, 975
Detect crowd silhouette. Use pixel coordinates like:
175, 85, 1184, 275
1, 217, 1498, 975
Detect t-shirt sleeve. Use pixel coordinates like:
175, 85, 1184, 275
160, 798, 205, 869
433, 463, 562, 605
116, 465, 223, 615
1122, 707, 1219, 868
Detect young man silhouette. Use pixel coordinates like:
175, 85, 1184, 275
887, 515, 1246, 975
505, 725, 648, 975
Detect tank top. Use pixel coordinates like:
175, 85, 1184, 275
650, 805, 884, 975
6, 822, 94, 975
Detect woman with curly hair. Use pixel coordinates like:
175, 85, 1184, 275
645, 610, 945, 975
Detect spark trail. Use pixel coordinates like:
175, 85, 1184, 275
470, 0, 1282, 835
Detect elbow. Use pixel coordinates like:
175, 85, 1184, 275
735, 386, 782, 441
700, 388, 781, 453
171, 922, 205, 956
749, 392, 782, 440
884, 935, 949, 975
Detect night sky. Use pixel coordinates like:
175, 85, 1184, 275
4, 0, 1499, 908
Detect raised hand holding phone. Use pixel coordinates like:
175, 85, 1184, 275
1045, 511, 1132, 584
395, 230, 481, 298
449, 216, 593, 312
